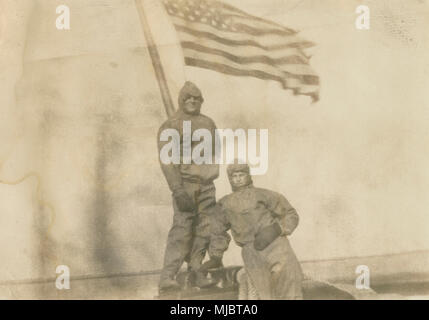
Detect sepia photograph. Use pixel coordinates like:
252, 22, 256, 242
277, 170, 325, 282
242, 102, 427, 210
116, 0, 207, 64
0, 0, 428, 301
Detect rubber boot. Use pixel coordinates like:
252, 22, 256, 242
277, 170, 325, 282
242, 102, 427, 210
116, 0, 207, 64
194, 272, 217, 288
159, 277, 181, 293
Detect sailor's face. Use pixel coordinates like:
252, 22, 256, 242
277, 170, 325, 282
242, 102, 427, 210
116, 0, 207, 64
183, 95, 202, 114
231, 171, 250, 188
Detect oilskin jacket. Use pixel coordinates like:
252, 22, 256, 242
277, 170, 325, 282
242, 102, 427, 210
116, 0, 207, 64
209, 185, 299, 256
209, 185, 303, 299
157, 82, 219, 192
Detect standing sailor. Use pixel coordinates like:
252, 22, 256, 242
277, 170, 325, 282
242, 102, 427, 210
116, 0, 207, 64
158, 81, 220, 291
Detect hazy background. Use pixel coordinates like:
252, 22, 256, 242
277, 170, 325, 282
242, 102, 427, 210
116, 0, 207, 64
0, 0, 428, 297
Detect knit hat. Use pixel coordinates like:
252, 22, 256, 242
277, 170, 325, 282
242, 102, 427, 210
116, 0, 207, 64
178, 81, 204, 110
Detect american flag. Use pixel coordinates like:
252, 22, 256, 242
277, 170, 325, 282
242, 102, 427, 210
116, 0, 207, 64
162, 0, 320, 101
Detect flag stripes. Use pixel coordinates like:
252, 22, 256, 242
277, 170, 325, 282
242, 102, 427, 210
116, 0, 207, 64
171, 17, 313, 50
181, 42, 309, 65
163, 0, 320, 101
174, 23, 314, 52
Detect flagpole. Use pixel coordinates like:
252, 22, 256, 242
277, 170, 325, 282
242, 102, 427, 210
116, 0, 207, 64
135, 0, 176, 118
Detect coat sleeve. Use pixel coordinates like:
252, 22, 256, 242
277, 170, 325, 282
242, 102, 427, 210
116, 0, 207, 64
263, 190, 299, 236
208, 202, 231, 259
157, 121, 183, 192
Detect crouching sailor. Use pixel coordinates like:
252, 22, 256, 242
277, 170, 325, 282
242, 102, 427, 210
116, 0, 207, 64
203, 163, 304, 299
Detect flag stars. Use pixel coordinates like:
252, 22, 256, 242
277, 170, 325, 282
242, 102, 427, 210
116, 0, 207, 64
165, 0, 243, 34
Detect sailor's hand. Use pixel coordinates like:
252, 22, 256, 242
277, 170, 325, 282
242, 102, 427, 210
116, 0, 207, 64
173, 189, 196, 212
253, 223, 282, 251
